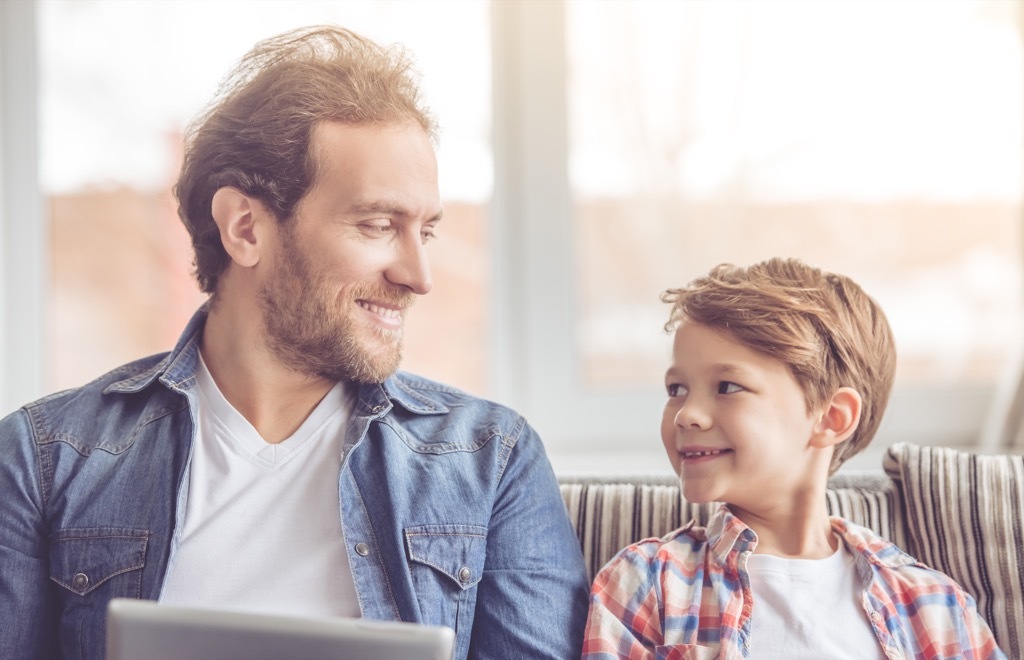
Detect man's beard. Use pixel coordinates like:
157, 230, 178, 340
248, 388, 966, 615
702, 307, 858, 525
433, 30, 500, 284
259, 242, 412, 384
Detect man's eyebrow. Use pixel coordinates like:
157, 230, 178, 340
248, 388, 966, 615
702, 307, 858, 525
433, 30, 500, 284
347, 202, 443, 223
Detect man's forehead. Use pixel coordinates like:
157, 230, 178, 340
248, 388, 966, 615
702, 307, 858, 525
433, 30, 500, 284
300, 120, 441, 215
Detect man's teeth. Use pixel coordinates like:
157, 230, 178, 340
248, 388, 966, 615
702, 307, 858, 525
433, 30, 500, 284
682, 449, 729, 458
359, 301, 401, 319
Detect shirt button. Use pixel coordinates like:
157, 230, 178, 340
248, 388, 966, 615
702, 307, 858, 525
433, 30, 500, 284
355, 542, 370, 557
871, 612, 882, 622
458, 567, 472, 583
72, 572, 90, 590
371, 405, 385, 414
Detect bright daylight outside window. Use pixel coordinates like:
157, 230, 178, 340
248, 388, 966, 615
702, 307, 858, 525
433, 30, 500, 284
39, 0, 491, 395
569, 0, 1023, 455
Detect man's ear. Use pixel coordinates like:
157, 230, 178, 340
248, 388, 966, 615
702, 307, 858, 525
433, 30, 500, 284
810, 387, 862, 449
211, 187, 265, 268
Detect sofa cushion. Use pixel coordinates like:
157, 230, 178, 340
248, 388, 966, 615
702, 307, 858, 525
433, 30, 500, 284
884, 442, 1024, 658
559, 472, 906, 583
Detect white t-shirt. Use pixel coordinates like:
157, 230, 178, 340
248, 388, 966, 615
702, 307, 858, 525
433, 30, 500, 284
159, 356, 360, 618
746, 538, 886, 659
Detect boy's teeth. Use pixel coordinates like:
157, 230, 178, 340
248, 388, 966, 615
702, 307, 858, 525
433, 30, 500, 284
683, 449, 727, 458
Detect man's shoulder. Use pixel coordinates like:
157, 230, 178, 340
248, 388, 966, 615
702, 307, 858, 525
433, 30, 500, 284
5, 352, 182, 447
25, 353, 171, 407
385, 370, 523, 421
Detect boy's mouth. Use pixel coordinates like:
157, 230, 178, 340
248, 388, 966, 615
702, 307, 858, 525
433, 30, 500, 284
681, 448, 732, 459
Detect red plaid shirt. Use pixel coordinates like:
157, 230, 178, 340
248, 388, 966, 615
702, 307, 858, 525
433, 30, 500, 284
583, 505, 1005, 659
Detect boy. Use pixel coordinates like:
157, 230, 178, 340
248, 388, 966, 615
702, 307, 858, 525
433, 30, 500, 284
582, 258, 1005, 659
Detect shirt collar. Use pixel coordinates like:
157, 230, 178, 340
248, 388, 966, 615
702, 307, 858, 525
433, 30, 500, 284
702, 503, 916, 569
830, 516, 917, 568
103, 303, 208, 396
706, 504, 759, 564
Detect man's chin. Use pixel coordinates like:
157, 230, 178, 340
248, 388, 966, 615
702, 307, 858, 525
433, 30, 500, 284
346, 343, 403, 384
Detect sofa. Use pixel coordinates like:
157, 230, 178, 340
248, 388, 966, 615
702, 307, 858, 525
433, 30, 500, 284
558, 442, 1024, 658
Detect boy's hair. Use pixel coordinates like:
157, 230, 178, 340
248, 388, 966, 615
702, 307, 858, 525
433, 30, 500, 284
175, 25, 436, 294
662, 257, 896, 473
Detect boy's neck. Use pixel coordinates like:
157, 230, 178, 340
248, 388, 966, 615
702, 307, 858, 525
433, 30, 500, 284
728, 500, 839, 559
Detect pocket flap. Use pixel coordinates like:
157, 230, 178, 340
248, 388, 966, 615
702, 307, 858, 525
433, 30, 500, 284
49, 528, 149, 595
405, 524, 487, 590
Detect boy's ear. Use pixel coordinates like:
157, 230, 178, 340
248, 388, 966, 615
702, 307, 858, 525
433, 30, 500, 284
811, 387, 862, 449
210, 187, 266, 268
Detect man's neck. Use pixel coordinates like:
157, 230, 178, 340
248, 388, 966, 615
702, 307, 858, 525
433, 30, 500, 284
200, 300, 337, 444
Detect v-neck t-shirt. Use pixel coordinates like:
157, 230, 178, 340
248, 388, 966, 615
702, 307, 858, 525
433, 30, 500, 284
159, 355, 360, 618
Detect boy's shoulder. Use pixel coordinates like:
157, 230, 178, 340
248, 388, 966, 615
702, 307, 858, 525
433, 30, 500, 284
597, 504, 756, 581
594, 519, 716, 588
590, 509, 749, 621
833, 516, 975, 601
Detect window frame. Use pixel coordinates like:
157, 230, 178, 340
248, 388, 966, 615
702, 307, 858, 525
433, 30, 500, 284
0, 0, 47, 413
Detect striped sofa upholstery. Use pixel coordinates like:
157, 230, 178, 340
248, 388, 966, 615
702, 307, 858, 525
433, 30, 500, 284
558, 442, 1024, 657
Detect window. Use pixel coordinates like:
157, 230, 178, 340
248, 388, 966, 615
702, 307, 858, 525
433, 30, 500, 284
3, 0, 1022, 475
493, 0, 1023, 472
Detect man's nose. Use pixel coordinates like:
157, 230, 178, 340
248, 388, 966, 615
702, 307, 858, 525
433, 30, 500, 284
385, 232, 433, 295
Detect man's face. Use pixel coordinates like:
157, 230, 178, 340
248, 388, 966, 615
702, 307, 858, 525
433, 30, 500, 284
259, 120, 442, 384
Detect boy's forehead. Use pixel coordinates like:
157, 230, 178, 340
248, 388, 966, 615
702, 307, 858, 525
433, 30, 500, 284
669, 321, 773, 371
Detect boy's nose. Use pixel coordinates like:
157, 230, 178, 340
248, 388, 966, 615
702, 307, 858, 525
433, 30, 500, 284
674, 398, 711, 431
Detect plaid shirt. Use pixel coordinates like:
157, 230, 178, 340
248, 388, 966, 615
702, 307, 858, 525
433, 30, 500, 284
583, 505, 1005, 659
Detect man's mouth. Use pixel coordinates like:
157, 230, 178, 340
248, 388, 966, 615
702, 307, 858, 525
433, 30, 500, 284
356, 300, 403, 320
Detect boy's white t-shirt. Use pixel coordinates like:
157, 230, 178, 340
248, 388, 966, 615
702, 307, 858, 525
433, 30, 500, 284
746, 539, 886, 659
159, 355, 360, 618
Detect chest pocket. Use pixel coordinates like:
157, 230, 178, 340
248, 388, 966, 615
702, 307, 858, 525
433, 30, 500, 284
49, 528, 149, 597
49, 528, 150, 660
404, 524, 487, 633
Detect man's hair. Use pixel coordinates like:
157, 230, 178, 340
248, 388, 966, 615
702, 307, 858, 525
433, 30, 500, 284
662, 257, 896, 473
175, 25, 436, 294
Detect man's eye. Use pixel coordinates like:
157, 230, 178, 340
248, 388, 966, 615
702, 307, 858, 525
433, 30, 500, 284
363, 221, 393, 234
421, 228, 437, 243
718, 381, 743, 394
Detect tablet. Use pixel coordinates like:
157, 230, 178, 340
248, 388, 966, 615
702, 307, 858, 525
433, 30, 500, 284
105, 598, 455, 660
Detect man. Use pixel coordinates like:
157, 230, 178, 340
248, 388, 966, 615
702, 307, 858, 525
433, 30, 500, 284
0, 26, 589, 660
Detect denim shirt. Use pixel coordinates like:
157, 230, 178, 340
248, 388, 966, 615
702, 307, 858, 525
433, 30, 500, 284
0, 308, 589, 660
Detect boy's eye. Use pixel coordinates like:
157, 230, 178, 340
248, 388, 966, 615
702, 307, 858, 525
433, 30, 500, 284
718, 381, 743, 394
666, 383, 687, 397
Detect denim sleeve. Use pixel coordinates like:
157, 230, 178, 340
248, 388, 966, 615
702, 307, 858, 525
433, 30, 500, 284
467, 419, 589, 659
0, 409, 58, 658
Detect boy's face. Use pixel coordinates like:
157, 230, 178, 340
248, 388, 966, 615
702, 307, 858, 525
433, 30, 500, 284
661, 321, 823, 513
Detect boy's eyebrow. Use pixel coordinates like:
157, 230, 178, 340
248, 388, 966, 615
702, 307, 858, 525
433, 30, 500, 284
664, 363, 750, 378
